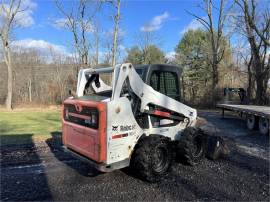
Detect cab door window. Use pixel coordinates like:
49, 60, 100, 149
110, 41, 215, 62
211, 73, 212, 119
150, 71, 180, 101
164, 72, 180, 101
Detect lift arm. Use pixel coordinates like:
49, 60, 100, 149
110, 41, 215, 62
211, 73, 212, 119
75, 63, 197, 124
112, 63, 197, 123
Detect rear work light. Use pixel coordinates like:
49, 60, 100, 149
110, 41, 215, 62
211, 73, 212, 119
84, 111, 98, 126
64, 104, 99, 129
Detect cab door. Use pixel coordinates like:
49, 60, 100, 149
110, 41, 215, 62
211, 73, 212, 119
149, 70, 180, 101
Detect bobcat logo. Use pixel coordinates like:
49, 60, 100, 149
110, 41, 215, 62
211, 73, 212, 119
112, 125, 118, 131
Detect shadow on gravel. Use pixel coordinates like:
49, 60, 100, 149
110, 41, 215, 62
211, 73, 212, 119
1, 133, 34, 146
171, 172, 234, 200
0, 134, 53, 201
45, 131, 101, 177
224, 150, 269, 177
161, 152, 270, 201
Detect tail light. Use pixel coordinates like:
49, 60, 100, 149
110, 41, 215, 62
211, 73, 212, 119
64, 104, 99, 129
65, 108, 69, 119
91, 112, 98, 125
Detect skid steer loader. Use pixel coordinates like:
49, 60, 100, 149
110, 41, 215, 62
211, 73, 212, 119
62, 63, 206, 182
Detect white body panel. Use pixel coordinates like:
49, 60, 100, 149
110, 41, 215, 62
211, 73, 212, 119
106, 97, 143, 164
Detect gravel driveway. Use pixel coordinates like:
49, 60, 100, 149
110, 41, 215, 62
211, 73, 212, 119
1, 111, 269, 201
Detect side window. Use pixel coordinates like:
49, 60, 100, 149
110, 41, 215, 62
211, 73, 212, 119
150, 72, 158, 91
159, 72, 166, 95
150, 71, 180, 101
164, 72, 179, 101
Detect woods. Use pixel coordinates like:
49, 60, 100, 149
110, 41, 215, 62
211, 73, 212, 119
0, 0, 269, 108
235, 0, 270, 105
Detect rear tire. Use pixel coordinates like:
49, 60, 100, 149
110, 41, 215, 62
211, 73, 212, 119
177, 127, 206, 166
130, 135, 172, 182
259, 117, 269, 135
246, 114, 258, 130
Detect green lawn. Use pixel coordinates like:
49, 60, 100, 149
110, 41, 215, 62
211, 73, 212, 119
0, 109, 61, 146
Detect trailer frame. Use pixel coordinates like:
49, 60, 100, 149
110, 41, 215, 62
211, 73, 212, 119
217, 104, 270, 135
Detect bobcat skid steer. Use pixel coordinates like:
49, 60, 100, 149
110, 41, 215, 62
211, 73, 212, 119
62, 63, 206, 182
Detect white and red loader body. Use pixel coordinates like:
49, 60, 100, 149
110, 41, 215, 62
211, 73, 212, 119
62, 63, 198, 173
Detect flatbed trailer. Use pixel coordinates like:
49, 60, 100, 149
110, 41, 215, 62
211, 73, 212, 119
217, 104, 270, 135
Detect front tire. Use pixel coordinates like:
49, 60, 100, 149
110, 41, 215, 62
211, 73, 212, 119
130, 135, 172, 182
177, 127, 207, 166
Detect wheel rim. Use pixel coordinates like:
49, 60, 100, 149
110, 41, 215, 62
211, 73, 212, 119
259, 117, 269, 135
153, 146, 169, 173
247, 115, 256, 130
192, 136, 203, 158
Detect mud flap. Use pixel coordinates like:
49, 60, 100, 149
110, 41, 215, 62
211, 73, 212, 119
206, 136, 230, 160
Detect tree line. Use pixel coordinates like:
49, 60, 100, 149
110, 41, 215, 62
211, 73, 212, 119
125, 0, 269, 106
0, 0, 269, 109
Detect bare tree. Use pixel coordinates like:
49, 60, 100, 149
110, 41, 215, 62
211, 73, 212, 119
109, 0, 121, 67
235, 0, 270, 105
188, 0, 232, 101
136, 31, 162, 64
232, 37, 255, 103
246, 55, 254, 103
92, 21, 101, 66
137, 31, 159, 50
0, 0, 25, 109
55, 0, 102, 67
240, 50, 254, 103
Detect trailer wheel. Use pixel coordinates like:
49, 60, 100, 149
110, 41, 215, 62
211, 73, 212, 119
246, 114, 258, 130
130, 135, 172, 182
259, 117, 269, 135
177, 127, 206, 166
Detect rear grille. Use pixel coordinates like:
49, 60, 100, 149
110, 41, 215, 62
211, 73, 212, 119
64, 104, 99, 129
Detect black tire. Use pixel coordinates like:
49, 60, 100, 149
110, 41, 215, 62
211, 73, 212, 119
130, 135, 172, 182
246, 114, 259, 130
259, 117, 269, 135
177, 127, 207, 166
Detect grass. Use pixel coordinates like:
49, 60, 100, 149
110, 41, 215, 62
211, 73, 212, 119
0, 109, 61, 146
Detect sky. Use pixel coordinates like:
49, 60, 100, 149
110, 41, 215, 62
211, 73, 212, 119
5, 0, 220, 60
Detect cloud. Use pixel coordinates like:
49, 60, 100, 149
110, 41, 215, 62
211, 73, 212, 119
105, 28, 126, 38
53, 18, 69, 29
180, 18, 204, 34
140, 11, 170, 32
0, 0, 36, 27
12, 39, 71, 57
53, 17, 93, 32
165, 51, 176, 61
117, 29, 126, 37
118, 44, 126, 51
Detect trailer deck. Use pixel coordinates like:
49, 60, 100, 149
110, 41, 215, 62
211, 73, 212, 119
217, 104, 270, 118
217, 103, 270, 135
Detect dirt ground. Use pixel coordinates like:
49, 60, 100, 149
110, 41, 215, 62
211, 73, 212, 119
1, 110, 269, 201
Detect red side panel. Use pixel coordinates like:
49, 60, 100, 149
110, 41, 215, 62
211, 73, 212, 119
62, 99, 107, 163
